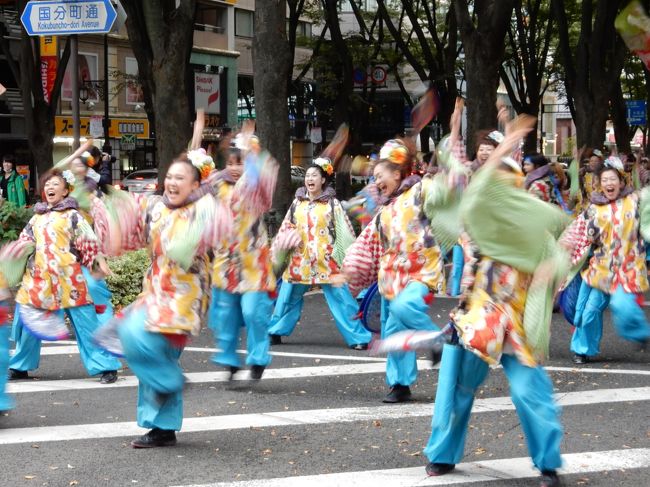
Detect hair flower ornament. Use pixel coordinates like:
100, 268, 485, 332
313, 157, 334, 176
80, 151, 96, 168
487, 131, 505, 144
61, 169, 76, 186
379, 139, 409, 165
604, 156, 624, 172
187, 148, 216, 181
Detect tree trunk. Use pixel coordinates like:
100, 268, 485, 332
122, 1, 195, 188
253, 0, 292, 216
610, 83, 631, 154
455, 0, 515, 153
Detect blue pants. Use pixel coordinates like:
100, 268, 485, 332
571, 283, 650, 356
269, 282, 372, 346
208, 289, 273, 368
449, 244, 464, 297
9, 303, 121, 376
381, 281, 439, 387
82, 267, 114, 326
424, 345, 562, 472
117, 306, 184, 431
0, 302, 14, 411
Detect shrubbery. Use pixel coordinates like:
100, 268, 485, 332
0, 200, 33, 244
106, 249, 150, 309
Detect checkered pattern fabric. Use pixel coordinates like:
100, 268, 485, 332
343, 217, 383, 297
559, 213, 591, 266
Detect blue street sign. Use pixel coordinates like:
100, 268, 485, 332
21, 0, 117, 36
626, 99, 647, 126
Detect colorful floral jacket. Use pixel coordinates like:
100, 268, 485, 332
344, 176, 446, 300
15, 198, 99, 310
127, 190, 216, 336
212, 170, 276, 294
454, 235, 537, 367
273, 187, 355, 284
561, 191, 648, 294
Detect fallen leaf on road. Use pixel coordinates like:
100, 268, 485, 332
70, 481, 79, 486
372, 420, 382, 427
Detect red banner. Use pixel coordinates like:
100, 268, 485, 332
41, 56, 57, 104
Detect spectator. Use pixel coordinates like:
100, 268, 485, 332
1, 155, 27, 206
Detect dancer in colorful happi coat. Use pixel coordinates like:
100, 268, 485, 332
3, 169, 120, 383
343, 95, 467, 403
423, 115, 567, 487
95, 140, 228, 447
209, 125, 278, 381
269, 128, 371, 349
560, 156, 650, 365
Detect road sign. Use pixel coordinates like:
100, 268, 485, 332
626, 99, 647, 126
371, 66, 387, 84
120, 134, 136, 151
21, 0, 117, 36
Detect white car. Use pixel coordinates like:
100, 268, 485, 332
120, 169, 159, 194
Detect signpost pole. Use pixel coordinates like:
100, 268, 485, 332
71, 34, 80, 150
103, 33, 111, 154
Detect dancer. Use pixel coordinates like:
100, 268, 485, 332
4, 169, 120, 383
98, 146, 225, 447
561, 157, 650, 364
343, 97, 466, 403
209, 127, 278, 380
269, 145, 372, 349
0, 271, 14, 413
423, 115, 566, 487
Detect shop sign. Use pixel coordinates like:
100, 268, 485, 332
55, 116, 150, 139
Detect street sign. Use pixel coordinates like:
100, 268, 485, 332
120, 134, 136, 151
371, 66, 387, 85
626, 99, 647, 126
21, 0, 117, 36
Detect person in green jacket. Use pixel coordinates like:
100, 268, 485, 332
1, 155, 27, 206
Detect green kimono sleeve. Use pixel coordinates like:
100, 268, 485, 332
460, 164, 571, 274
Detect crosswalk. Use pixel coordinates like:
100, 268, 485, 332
2, 314, 650, 487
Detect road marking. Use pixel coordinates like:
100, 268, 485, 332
6, 361, 432, 394
1, 386, 648, 445
544, 365, 650, 376
173, 447, 650, 487
29, 345, 388, 363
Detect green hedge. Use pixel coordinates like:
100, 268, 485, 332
106, 249, 151, 309
0, 200, 33, 244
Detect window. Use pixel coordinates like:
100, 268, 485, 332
297, 21, 312, 38
235, 9, 254, 37
195, 2, 226, 33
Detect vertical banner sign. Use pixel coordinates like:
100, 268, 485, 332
40, 35, 58, 103
194, 72, 221, 114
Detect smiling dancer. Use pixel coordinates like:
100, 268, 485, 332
3, 169, 120, 383
561, 156, 650, 365
269, 128, 371, 349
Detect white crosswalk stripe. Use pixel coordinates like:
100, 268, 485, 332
173, 448, 650, 487
1, 386, 648, 445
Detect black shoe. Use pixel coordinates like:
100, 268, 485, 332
269, 334, 282, 345
425, 462, 455, 477
99, 370, 118, 384
250, 365, 265, 381
228, 366, 240, 381
572, 353, 588, 365
8, 369, 28, 380
382, 384, 412, 403
349, 343, 368, 351
539, 470, 561, 487
130, 428, 177, 448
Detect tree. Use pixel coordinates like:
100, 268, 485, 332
500, 0, 555, 153
253, 0, 293, 215
455, 0, 516, 153
120, 0, 196, 186
0, 0, 71, 179
376, 0, 459, 145
551, 0, 627, 148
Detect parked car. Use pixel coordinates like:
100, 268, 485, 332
119, 169, 158, 195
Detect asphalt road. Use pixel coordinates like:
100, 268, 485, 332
1, 292, 649, 487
